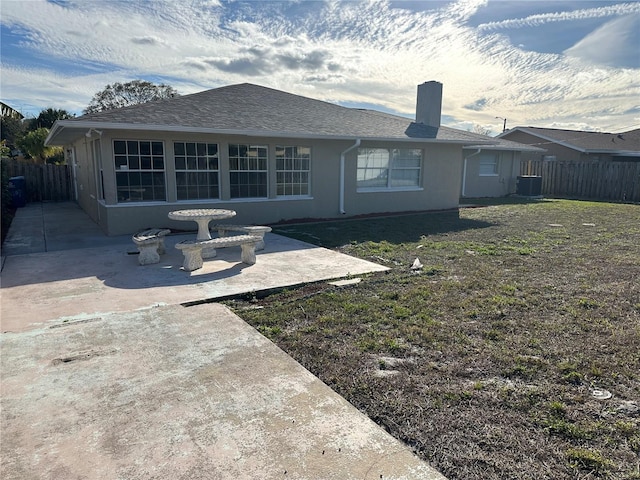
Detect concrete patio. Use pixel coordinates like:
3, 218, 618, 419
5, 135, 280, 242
1, 202, 446, 479
0, 203, 392, 331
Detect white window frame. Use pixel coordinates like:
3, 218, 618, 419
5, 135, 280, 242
113, 140, 166, 202
357, 147, 422, 191
478, 153, 499, 176
228, 144, 268, 198
276, 145, 311, 197
174, 141, 220, 201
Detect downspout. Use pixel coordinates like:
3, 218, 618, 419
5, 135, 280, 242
69, 147, 78, 201
510, 150, 517, 194
339, 139, 361, 214
462, 148, 481, 198
86, 129, 104, 202
84, 132, 102, 223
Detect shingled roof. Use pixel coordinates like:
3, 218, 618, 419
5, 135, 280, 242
47, 83, 537, 151
500, 126, 640, 155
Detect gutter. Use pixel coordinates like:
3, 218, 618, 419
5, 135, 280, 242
339, 139, 361, 214
463, 144, 545, 153
46, 120, 499, 146
69, 147, 78, 201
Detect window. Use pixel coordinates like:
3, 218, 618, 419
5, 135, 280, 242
543, 155, 557, 162
174, 142, 219, 200
228, 144, 268, 198
114, 140, 165, 202
276, 145, 311, 196
479, 153, 498, 176
357, 148, 421, 190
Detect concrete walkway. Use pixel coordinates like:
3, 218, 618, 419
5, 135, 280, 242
1, 202, 446, 480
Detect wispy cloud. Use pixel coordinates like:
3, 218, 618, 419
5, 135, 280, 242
0, 0, 638, 133
477, 2, 640, 31
564, 14, 640, 68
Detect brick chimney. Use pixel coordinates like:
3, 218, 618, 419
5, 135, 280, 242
415, 81, 442, 128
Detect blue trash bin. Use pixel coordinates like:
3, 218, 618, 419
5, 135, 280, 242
8, 176, 26, 208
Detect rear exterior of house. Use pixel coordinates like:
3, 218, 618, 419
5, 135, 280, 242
48, 82, 537, 235
71, 133, 465, 235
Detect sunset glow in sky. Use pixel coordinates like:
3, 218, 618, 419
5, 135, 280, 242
1, 0, 638, 134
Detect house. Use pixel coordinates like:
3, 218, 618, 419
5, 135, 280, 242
45, 82, 541, 235
460, 136, 544, 198
498, 126, 640, 163
1, 101, 25, 120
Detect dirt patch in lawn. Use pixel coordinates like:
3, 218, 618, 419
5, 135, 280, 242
228, 199, 640, 480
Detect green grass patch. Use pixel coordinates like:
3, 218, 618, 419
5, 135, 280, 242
230, 200, 640, 480
566, 447, 613, 473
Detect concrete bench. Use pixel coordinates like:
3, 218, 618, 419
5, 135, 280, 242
175, 234, 261, 271
211, 225, 272, 250
132, 228, 171, 265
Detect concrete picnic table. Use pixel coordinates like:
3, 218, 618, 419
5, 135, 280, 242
168, 208, 236, 258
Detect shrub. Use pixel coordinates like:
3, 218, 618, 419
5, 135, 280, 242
1, 158, 15, 243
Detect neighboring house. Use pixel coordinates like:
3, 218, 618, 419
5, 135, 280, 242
1, 101, 25, 120
498, 126, 640, 163
46, 82, 540, 235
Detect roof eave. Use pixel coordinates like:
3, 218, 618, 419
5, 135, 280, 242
45, 120, 498, 145
584, 149, 640, 155
611, 151, 640, 156
463, 144, 545, 152
45, 122, 65, 146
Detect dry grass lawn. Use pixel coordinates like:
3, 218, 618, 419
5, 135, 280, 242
228, 199, 639, 480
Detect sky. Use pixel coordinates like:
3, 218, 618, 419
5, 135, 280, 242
1, 0, 639, 135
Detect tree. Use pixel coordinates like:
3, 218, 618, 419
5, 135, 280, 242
1, 116, 26, 145
472, 124, 492, 136
29, 108, 74, 130
0, 140, 10, 158
16, 128, 63, 164
84, 80, 179, 114
1, 145, 15, 241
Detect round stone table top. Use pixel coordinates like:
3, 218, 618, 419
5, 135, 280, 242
168, 209, 236, 221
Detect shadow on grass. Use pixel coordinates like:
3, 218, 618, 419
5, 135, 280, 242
461, 196, 544, 206
273, 210, 494, 248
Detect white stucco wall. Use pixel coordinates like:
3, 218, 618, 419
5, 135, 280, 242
72, 136, 101, 227
70, 130, 465, 235
462, 150, 520, 198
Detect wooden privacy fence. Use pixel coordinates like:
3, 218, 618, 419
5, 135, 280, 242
3, 159, 74, 202
521, 160, 640, 203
